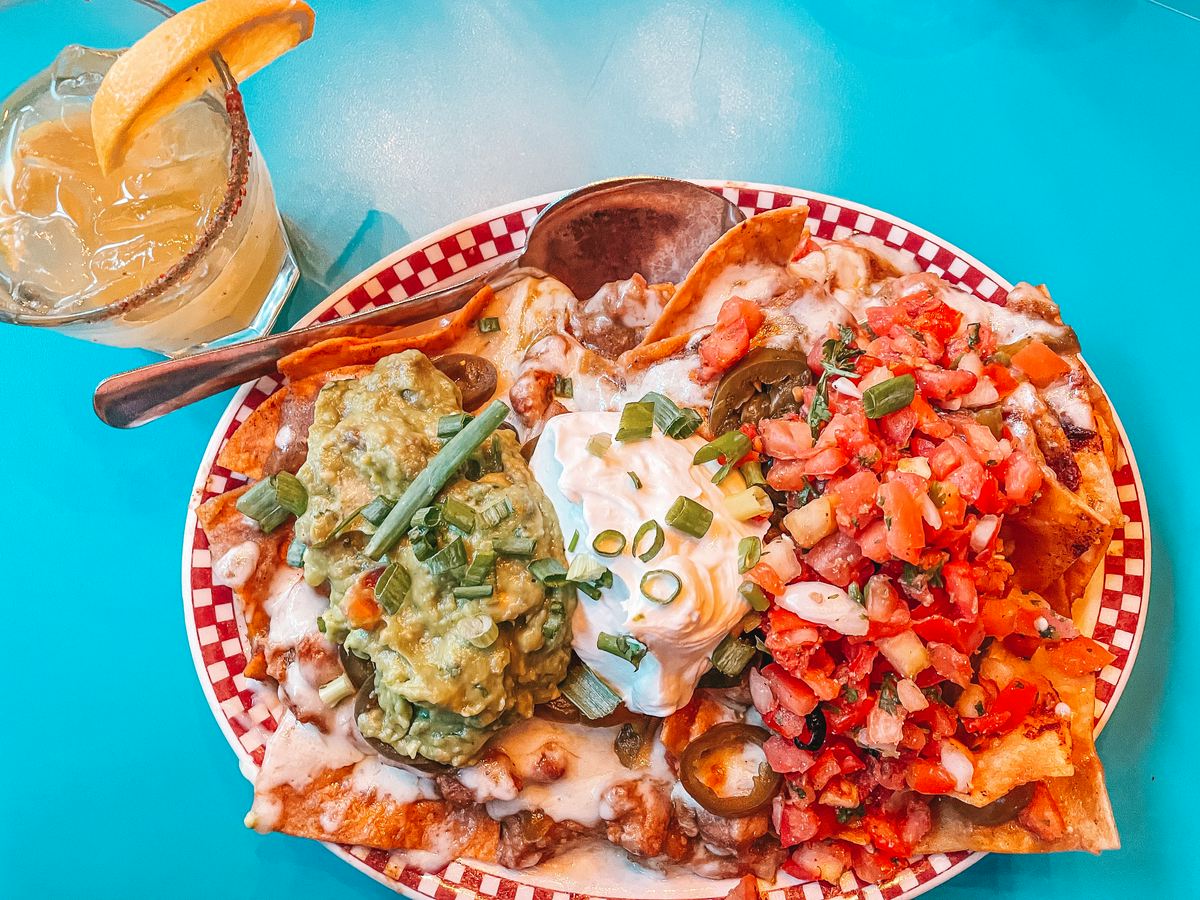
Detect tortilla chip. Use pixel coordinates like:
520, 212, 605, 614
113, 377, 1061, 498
277, 284, 496, 381
641, 206, 810, 344
217, 365, 372, 479
920, 649, 1118, 854
1003, 477, 1111, 609
195, 485, 291, 643
248, 717, 499, 859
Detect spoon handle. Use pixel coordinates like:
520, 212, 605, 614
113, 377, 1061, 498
93, 258, 522, 428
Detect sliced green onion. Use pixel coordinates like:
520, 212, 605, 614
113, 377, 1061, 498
598, 632, 648, 669
543, 591, 567, 640
627, 471, 642, 489
740, 460, 766, 488
323, 502, 369, 544
286, 539, 307, 568
640, 570, 682, 605
614, 401, 655, 442
726, 486, 773, 521
633, 520, 665, 563
592, 529, 627, 557
586, 433, 612, 458
711, 634, 756, 677
366, 400, 510, 559
375, 562, 411, 614
454, 584, 495, 600
236, 474, 302, 532
477, 316, 500, 334
566, 553, 607, 584
362, 496, 395, 527
693, 429, 751, 466
427, 536, 467, 575
529, 557, 569, 586
318, 674, 356, 707
574, 580, 601, 601
496, 535, 536, 557
272, 472, 308, 516
739, 581, 770, 611
411, 535, 435, 560
738, 536, 762, 574
559, 661, 621, 718
568, 530, 580, 552
480, 497, 513, 528
438, 412, 475, 440
639, 391, 702, 438
862, 374, 916, 419
666, 496, 713, 538
461, 613, 499, 646
553, 375, 574, 398
462, 546, 496, 585
411, 506, 442, 529
441, 497, 476, 533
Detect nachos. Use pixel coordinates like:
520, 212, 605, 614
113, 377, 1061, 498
197, 204, 1121, 890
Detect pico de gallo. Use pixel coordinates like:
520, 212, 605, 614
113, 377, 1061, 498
693, 283, 1116, 885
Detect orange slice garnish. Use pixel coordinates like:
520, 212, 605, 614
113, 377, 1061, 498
91, 0, 314, 173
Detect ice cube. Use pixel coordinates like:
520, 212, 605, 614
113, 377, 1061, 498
48, 45, 119, 101
9, 214, 92, 308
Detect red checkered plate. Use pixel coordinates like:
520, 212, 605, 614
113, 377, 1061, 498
182, 181, 1150, 900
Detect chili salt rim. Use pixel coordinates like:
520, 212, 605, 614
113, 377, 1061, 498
4, 46, 253, 327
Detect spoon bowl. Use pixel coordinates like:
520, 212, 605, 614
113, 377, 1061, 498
93, 177, 745, 427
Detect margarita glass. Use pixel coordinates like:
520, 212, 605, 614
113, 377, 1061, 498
0, 0, 299, 355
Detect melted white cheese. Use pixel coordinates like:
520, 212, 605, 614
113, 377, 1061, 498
529, 412, 767, 716
212, 541, 259, 589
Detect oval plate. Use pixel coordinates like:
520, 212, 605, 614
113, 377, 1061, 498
181, 181, 1150, 900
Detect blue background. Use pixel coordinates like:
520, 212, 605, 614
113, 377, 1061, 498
0, 1, 1194, 897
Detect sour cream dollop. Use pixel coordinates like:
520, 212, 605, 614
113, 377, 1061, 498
529, 411, 767, 716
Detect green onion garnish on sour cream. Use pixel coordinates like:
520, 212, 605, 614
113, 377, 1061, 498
597, 632, 648, 669
666, 496, 713, 539
614, 401, 654, 442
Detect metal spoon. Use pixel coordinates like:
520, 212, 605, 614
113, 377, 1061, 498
92, 176, 745, 427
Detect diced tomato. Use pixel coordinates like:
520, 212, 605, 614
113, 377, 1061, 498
876, 480, 926, 563
746, 561, 787, 596
879, 405, 917, 447
780, 803, 822, 846
900, 720, 928, 752
1011, 340, 1071, 387
1044, 635, 1116, 676
946, 457, 987, 504
865, 304, 908, 336
863, 811, 913, 857
910, 394, 954, 438
343, 571, 383, 628
928, 437, 971, 479
942, 561, 978, 617
858, 519, 890, 563
783, 841, 851, 884
850, 844, 903, 884
1002, 633, 1041, 659
762, 663, 819, 717
697, 298, 764, 377
972, 472, 1005, 514
766, 458, 812, 491
915, 368, 978, 401
830, 470, 881, 531
1002, 449, 1043, 505
826, 691, 873, 735
905, 759, 957, 794
803, 446, 850, 476
963, 678, 1038, 736
983, 362, 1018, 397
764, 735, 816, 773
928, 642, 973, 688
910, 701, 958, 740
760, 418, 815, 459
765, 706, 811, 740
804, 531, 864, 587
899, 288, 963, 343
933, 481, 967, 528
864, 574, 911, 636
980, 591, 1049, 638
720, 875, 758, 900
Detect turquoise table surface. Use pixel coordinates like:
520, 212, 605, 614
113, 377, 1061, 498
1, 1, 1194, 897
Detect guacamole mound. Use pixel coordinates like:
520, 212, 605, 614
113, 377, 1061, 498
293, 350, 574, 766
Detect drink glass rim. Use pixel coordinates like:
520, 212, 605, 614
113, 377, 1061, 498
0, 0, 254, 328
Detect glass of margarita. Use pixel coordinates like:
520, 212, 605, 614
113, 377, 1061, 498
0, 0, 301, 355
